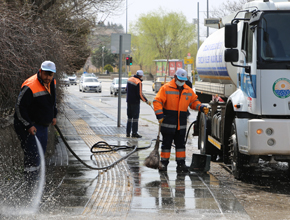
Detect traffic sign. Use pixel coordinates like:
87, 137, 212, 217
184, 58, 194, 64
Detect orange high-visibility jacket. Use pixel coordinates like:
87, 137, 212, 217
14, 73, 57, 129
153, 78, 202, 135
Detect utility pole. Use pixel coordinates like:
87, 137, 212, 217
207, 0, 209, 37
102, 46, 105, 73
197, 2, 200, 49
126, 0, 128, 34
118, 36, 122, 127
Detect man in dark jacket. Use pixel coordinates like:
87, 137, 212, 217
126, 70, 151, 138
14, 60, 57, 178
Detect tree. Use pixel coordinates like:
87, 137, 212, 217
130, 9, 196, 72
1, 0, 123, 72
0, 0, 123, 112
210, 0, 250, 18
104, 64, 113, 73
91, 46, 118, 72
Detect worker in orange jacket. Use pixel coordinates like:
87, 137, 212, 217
153, 69, 208, 173
14, 61, 57, 181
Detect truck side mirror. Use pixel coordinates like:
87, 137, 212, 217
225, 23, 237, 48
224, 49, 251, 73
224, 49, 239, 62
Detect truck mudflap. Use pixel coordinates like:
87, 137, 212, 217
247, 119, 290, 155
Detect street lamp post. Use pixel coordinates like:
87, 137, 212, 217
207, 0, 209, 37
102, 46, 105, 74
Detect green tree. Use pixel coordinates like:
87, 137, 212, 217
104, 64, 113, 73
91, 46, 118, 72
130, 9, 196, 72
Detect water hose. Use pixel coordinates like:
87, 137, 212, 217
54, 124, 156, 171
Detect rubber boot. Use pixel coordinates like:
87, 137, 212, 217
132, 133, 142, 138
176, 161, 189, 174
158, 161, 169, 172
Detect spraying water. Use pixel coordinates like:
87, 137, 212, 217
31, 135, 46, 210
0, 135, 46, 217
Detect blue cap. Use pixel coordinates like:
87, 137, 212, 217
175, 69, 187, 81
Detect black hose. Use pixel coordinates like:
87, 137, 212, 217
185, 120, 196, 145
54, 124, 156, 171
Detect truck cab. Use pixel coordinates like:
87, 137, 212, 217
195, 0, 290, 179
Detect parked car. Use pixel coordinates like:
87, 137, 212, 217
60, 75, 70, 87
110, 78, 128, 96
152, 76, 172, 93
79, 77, 102, 93
68, 74, 77, 85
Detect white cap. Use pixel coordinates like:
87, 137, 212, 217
136, 70, 144, 76
41, 61, 56, 73
175, 69, 187, 81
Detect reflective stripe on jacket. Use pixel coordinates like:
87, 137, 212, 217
14, 72, 57, 129
126, 75, 148, 104
153, 78, 202, 135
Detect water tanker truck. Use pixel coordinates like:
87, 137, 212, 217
194, 0, 290, 179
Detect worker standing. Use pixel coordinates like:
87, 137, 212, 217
14, 61, 57, 179
153, 69, 208, 173
126, 70, 151, 138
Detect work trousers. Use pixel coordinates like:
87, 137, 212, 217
126, 103, 140, 135
160, 129, 186, 165
14, 121, 48, 171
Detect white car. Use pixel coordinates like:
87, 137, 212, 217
79, 77, 102, 93
68, 74, 77, 85
110, 78, 128, 96
80, 73, 97, 82
60, 75, 70, 87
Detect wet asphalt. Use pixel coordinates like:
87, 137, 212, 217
0, 84, 251, 220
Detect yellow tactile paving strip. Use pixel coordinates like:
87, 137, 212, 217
65, 108, 133, 217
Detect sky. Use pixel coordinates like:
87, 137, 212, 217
105, 0, 227, 39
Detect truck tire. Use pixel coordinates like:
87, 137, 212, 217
198, 113, 217, 160
229, 119, 251, 180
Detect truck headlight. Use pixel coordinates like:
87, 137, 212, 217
266, 128, 273, 136
267, 138, 275, 146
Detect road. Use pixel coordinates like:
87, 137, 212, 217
65, 78, 290, 220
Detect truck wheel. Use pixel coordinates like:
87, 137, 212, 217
198, 112, 217, 160
229, 119, 251, 180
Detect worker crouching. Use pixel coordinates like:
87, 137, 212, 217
153, 69, 208, 173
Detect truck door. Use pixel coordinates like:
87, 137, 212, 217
259, 22, 290, 115
260, 70, 290, 115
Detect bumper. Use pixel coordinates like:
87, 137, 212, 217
84, 86, 101, 92
114, 88, 126, 93
247, 119, 290, 155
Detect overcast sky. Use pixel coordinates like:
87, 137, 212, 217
105, 0, 227, 38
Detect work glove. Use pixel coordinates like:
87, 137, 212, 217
147, 101, 152, 106
200, 105, 209, 115
158, 118, 164, 124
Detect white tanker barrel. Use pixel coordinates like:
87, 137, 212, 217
196, 28, 237, 86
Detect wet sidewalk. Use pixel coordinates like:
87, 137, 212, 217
1, 94, 250, 220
